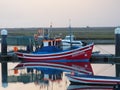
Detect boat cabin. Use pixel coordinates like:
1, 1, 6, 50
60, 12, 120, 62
43, 39, 62, 47
62, 35, 83, 46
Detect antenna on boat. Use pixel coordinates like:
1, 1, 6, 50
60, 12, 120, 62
49, 22, 52, 38
50, 22, 52, 28
69, 19, 72, 48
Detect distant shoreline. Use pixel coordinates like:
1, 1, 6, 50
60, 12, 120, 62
0, 27, 116, 44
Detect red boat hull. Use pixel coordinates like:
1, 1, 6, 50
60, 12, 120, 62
15, 43, 94, 62
15, 43, 94, 75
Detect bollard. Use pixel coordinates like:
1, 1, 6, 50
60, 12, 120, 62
1, 29, 8, 88
115, 27, 120, 77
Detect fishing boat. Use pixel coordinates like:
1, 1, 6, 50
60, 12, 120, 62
14, 28, 94, 75
14, 27, 93, 63
15, 38, 94, 63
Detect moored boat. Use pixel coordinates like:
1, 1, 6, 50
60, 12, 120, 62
66, 74, 120, 86
14, 28, 94, 76
15, 40, 94, 62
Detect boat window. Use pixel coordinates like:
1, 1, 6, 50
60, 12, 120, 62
65, 36, 74, 41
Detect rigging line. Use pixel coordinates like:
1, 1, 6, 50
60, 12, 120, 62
95, 64, 114, 75
94, 45, 113, 55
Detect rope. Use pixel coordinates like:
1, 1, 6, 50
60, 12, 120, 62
94, 45, 114, 55
94, 64, 114, 75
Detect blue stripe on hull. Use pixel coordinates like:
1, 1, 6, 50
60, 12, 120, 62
31, 59, 89, 63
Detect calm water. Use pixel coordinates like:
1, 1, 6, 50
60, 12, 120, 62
0, 45, 116, 90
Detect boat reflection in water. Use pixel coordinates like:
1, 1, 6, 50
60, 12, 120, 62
7, 68, 115, 90
9, 68, 69, 90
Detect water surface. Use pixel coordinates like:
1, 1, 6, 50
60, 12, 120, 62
0, 45, 116, 90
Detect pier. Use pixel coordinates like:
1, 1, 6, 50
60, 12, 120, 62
1, 28, 120, 88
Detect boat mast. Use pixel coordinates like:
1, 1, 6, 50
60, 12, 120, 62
50, 22, 52, 38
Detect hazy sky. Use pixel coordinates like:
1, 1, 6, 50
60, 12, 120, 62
0, 0, 120, 28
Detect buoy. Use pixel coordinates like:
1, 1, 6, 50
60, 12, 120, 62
13, 46, 18, 52
14, 69, 18, 74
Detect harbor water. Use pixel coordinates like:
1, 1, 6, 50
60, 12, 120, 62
0, 45, 116, 90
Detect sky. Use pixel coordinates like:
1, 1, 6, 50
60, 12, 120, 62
0, 0, 120, 28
